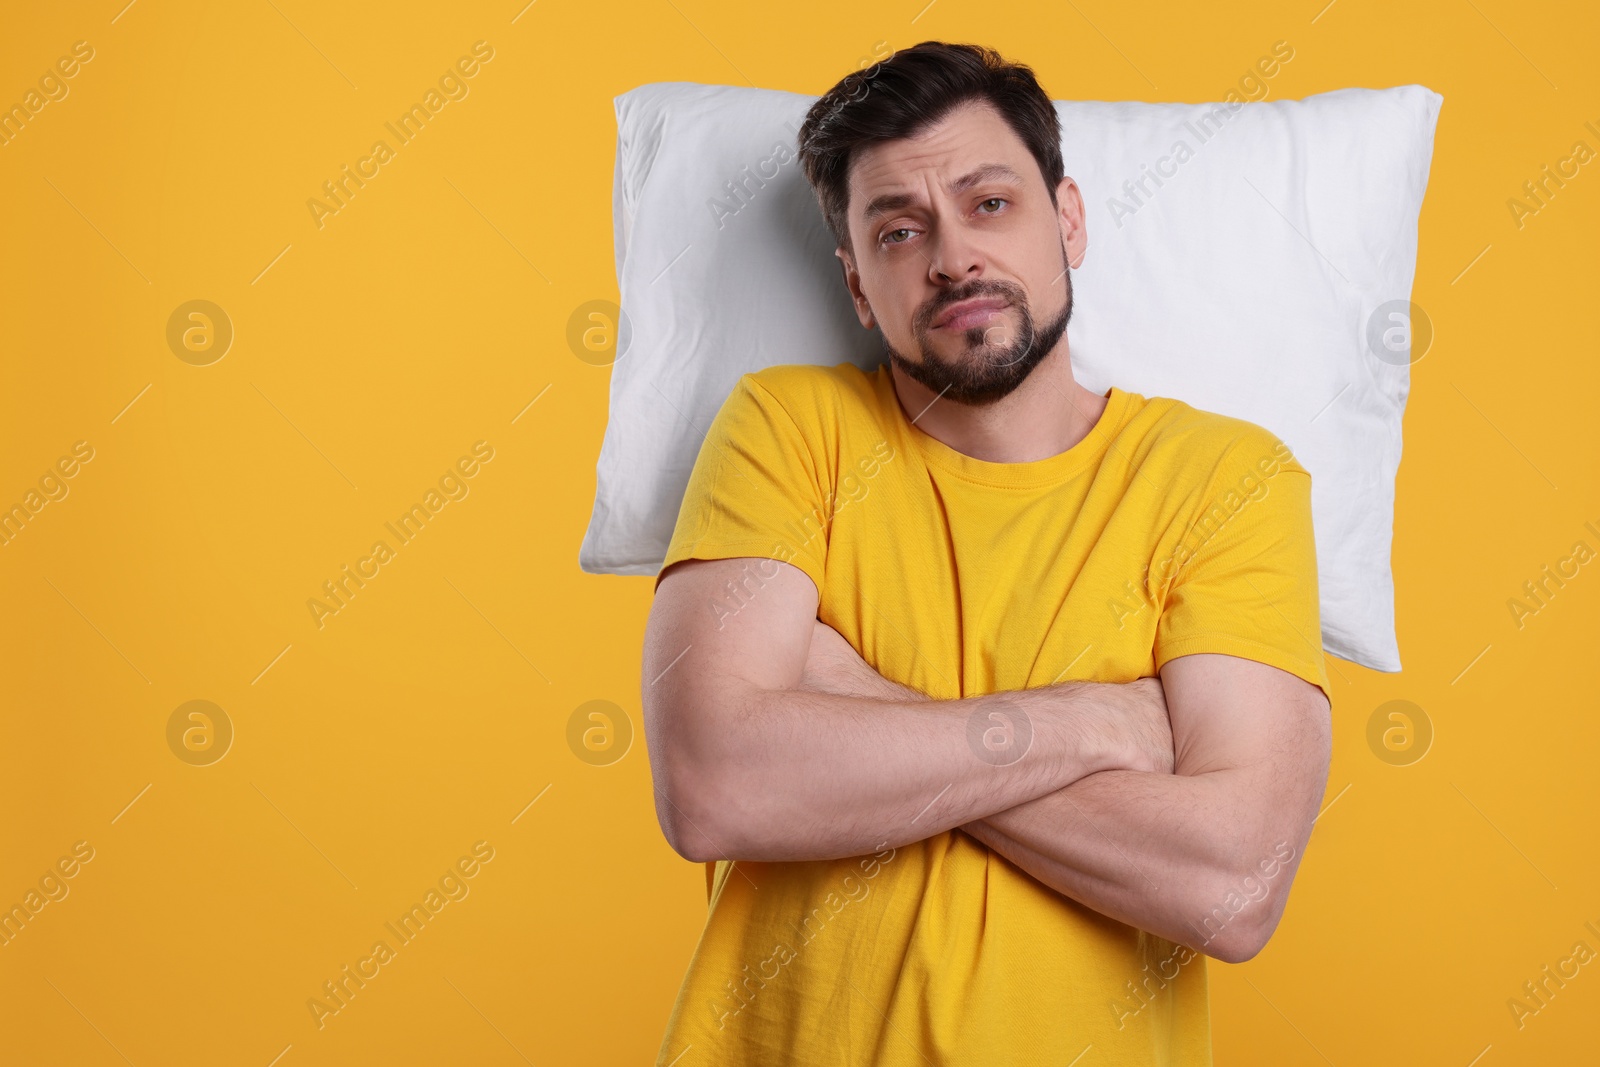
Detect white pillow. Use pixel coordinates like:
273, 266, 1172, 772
581, 80, 1442, 673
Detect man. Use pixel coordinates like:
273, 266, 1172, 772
641, 40, 1332, 1066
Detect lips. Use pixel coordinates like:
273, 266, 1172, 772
933, 296, 1009, 330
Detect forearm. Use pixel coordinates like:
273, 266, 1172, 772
961, 768, 1307, 962
674, 682, 1115, 864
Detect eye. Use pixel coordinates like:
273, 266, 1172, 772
977, 197, 1007, 214
882, 227, 915, 246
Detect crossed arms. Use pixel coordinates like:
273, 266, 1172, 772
641, 555, 1332, 963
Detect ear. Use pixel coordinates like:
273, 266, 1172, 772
835, 247, 875, 329
1055, 176, 1088, 270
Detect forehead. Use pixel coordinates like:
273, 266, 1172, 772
847, 99, 1035, 221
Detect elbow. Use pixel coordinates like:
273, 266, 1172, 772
654, 757, 723, 863
1190, 828, 1308, 963
664, 828, 719, 865
653, 737, 753, 863
1190, 901, 1274, 964
665, 814, 730, 865
647, 682, 774, 863
1187, 872, 1291, 964
1203, 914, 1272, 964
656, 799, 708, 863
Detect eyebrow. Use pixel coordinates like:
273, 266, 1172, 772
860, 162, 1027, 224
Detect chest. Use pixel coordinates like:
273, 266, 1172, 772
817, 465, 1173, 699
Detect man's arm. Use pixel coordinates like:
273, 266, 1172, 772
954, 434, 1332, 963
801, 629, 1329, 963
960, 652, 1330, 963
642, 556, 1173, 865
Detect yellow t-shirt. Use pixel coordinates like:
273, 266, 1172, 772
652, 360, 1331, 1066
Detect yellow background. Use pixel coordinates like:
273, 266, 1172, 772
1, 0, 1595, 1063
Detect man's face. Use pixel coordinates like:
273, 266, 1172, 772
837, 99, 1086, 407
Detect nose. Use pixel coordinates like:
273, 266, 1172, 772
927, 215, 985, 285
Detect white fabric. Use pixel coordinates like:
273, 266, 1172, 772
582, 80, 1443, 672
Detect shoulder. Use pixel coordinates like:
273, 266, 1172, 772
742, 361, 865, 405
1126, 391, 1308, 491
738, 361, 879, 431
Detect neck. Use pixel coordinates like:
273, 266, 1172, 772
889, 346, 1109, 464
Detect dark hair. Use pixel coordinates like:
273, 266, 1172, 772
797, 41, 1064, 255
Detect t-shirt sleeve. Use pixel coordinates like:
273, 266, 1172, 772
654, 372, 830, 598
1153, 428, 1332, 704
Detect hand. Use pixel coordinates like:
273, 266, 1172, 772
962, 677, 1174, 841
1106, 676, 1175, 776
797, 619, 929, 702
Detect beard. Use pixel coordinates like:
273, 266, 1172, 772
882, 263, 1073, 408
